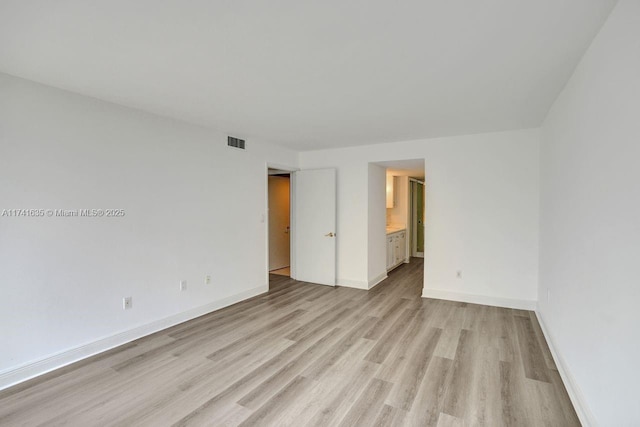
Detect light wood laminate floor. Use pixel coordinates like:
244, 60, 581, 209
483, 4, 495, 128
269, 267, 290, 277
0, 258, 579, 426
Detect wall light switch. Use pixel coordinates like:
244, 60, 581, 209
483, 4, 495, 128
123, 297, 132, 310
180, 280, 187, 291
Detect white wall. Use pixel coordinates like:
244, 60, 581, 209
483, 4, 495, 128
0, 73, 297, 387
299, 129, 540, 307
538, 1, 640, 424
367, 163, 387, 287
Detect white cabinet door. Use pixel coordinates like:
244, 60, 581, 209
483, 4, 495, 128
387, 231, 407, 271
294, 168, 336, 286
395, 235, 402, 264
386, 236, 394, 270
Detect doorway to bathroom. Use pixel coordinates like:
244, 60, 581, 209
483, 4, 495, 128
410, 179, 425, 257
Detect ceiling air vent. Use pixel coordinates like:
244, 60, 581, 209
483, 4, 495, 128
227, 136, 246, 150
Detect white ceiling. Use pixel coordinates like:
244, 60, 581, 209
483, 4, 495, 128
0, 1, 616, 151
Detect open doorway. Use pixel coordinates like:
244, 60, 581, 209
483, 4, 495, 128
370, 159, 426, 292
268, 168, 291, 281
266, 165, 338, 289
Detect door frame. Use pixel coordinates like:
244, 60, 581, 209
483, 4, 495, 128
265, 163, 299, 285
409, 178, 425, 258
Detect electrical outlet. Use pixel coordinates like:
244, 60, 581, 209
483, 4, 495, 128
456, 270, 462, 279
180, 280, 187, 291
205, 275, 212, 285
123, 297, 132, 310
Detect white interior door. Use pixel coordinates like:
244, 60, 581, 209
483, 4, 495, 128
294, 168, 336, 286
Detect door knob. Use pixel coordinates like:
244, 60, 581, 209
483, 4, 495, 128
325, 232, 335, 237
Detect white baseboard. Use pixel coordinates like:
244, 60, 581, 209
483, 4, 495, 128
535, 310, 595, 426
0, 284, 267, 391
368, 272, 387, 290
337, 278, 368, 289
421, 288, 536, 310
339, 272, 388, 290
